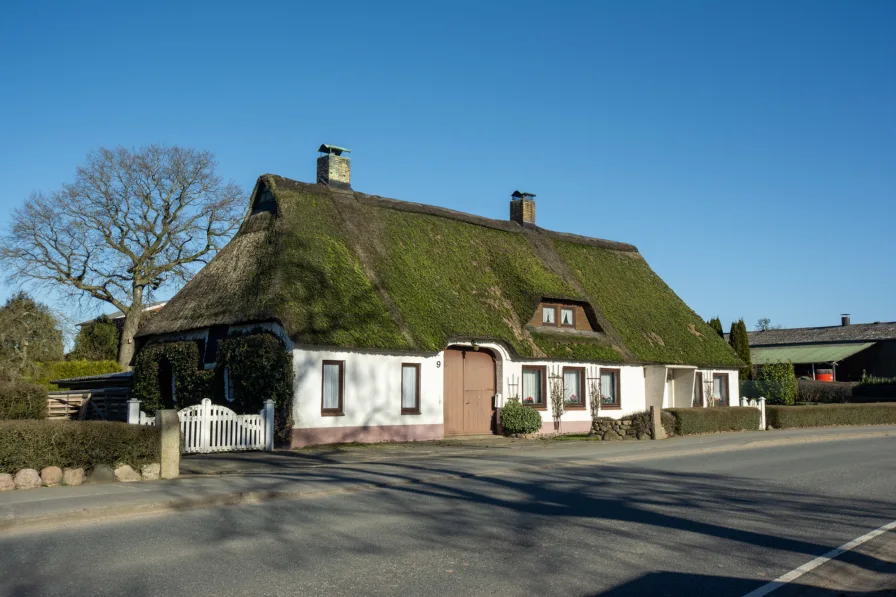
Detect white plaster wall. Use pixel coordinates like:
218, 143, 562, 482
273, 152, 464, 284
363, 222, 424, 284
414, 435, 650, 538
291, 347, 443, 430
499, 356, 648, 425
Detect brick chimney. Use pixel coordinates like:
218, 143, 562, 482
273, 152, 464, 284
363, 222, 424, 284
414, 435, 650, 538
841, 313, 851, 326
510, 190, 536, 228
317, 144, 351, 190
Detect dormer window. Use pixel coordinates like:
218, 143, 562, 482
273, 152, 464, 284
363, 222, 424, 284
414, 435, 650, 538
542, 306, 556, 325
560, 307, 574, 327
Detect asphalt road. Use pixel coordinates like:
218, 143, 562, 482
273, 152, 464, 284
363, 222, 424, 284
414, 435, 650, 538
1, 436, 894, 597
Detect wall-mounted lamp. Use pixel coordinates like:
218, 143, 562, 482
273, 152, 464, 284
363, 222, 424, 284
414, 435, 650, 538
471, 341, 480, 351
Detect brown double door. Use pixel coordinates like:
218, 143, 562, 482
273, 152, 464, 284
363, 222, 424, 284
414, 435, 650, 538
443, 348, 496, 436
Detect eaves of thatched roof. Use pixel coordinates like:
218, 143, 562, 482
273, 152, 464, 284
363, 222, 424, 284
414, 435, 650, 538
138, 175, 741, 368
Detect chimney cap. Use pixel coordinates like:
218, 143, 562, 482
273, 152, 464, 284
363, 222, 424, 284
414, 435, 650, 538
512, 190, 536, 200
318, 144, 351, 156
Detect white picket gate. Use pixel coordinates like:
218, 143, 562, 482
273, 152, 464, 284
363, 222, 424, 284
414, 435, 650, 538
128, 398, 275, 453
740, 396, 767, 430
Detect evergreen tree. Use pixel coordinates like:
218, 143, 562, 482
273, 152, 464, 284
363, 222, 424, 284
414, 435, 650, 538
707, 317, 724, 338
70, 315, 120, 361
728, 319, 752, 380
0, 292, 64, 381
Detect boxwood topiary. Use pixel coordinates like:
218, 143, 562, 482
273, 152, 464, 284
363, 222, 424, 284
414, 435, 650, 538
500, 398, 543, 435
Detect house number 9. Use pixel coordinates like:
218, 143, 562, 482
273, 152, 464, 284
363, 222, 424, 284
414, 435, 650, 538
436, 361, 441, 368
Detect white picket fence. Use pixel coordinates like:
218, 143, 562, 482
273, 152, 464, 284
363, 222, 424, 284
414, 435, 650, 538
128, 398, 274, 453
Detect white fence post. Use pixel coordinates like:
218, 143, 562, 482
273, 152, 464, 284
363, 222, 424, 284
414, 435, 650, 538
127, 399, 141, 424
262, 399, 275, 451
199, 398, 211, 452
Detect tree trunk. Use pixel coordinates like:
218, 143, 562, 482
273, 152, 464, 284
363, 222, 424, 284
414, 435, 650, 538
117, 290, 143, 369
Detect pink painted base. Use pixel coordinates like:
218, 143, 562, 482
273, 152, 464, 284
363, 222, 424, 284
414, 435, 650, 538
291, 424, 444, 448
537, 420, 592, 435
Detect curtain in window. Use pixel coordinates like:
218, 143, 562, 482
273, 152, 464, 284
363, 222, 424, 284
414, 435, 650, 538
600, 371, 617, 404
224, 366, 235, 403
542, 308, 555, 324
713, 376, 726, 404
563, 370, 581, 404
323, 363, 341, 409
523, 369, 542, 404
402, 365, 418, 409
561, 309, 573, 326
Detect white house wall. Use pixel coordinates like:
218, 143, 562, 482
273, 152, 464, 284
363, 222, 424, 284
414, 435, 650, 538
290, 347, 444, 447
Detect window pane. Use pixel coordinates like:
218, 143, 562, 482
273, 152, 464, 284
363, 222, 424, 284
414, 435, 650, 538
563, 370, 581, 404
600, 371, 617, 404
323, 363, 341, 409
402, 365, 418, 409
561, 308, 573, 326
713, 376, 723, 399
542, 307, 555, 324
224, 366, 235, 403
523, 369, 542, 404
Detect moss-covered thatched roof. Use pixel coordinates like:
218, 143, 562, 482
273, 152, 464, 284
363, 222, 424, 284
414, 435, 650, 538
139, 175, 741, 367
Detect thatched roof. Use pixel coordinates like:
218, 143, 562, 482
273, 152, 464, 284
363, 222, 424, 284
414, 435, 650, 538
138, 175, 741, 367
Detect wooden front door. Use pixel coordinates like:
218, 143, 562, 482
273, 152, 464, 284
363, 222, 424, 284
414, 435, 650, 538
443, 348, 496, 436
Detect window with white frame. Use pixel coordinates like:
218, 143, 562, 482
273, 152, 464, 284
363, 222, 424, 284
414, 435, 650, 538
223, 366, 235, 403
542, 306, 556, 325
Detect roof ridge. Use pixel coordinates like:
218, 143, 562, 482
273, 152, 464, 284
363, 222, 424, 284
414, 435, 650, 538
263, 174, 639, 253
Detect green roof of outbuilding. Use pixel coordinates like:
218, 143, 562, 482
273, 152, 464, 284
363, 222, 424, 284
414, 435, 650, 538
138, 175, 741, 367
751, 343, 875, 365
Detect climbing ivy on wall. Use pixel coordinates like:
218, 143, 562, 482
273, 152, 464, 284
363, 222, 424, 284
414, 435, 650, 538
131, 341, 212, 412
216, 330, 293, 441
132, 331, 294, 443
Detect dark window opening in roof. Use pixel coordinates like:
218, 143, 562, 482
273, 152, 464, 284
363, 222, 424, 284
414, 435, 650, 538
251, 183, 277, 214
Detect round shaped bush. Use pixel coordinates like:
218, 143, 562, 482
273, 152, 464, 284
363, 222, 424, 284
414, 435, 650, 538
500, 399, 543, 435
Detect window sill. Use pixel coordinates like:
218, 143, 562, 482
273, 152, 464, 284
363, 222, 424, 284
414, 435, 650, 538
401, 409, 421, 415
565, 404, 587, 410
599, 404, 621, 410
320, 411, 345, 417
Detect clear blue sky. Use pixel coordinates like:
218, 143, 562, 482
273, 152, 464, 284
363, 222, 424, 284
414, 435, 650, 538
1, 0, 894, 333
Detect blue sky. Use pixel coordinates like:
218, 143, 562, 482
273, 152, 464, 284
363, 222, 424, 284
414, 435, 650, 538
1, 0, 894, 333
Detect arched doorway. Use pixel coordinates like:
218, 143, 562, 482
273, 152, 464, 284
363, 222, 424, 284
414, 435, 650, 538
443, 346, 496, 436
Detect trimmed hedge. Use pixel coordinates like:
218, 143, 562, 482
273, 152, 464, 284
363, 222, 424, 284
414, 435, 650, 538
664, 407, 760, 436
797, 380, 857, 404
766, 404, 896, 429
32, 360, 123, 390
500, 399, 543, 435
0, 420, 160, 474
0, 381, 47, 420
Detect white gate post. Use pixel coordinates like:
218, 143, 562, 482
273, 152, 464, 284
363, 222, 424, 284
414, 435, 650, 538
759, 396, 767, 430
127, 399, 141, 424
200, 398, 211, 452
262, 399, 275, 451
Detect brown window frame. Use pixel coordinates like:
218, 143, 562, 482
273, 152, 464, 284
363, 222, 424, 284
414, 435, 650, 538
712, 373, 729, 406
321, 360, 345, 416
400, 363, 421, 415
562, 366, 586, 409
559, 306, 576, 328
521, 365, 547, 410
693, 371, 704, 407
541, 305, 558, 326
599, 367, 622, 409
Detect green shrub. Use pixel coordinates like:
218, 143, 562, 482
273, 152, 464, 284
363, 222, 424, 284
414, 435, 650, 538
132, 340, 209, 412
797, 380, 856, 404
766, 404, 896, 429
500, 399, 543, 435
32, 360, 123, 389
754, 362, 797, 405
0, 420, 160, 474
0, 381, 47, 420
664, 407, 760, 435
859, 372, 896, 385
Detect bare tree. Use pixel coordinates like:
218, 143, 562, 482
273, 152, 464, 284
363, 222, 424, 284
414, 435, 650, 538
0, 146, 244, 367
755, 317, 783, 331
